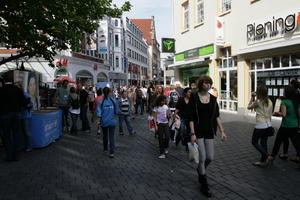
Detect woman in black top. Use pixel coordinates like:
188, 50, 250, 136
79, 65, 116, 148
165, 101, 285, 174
189, 75, 227, 198
175, 87, 192, 148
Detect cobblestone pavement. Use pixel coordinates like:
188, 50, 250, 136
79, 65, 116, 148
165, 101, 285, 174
0, 112, 300, 200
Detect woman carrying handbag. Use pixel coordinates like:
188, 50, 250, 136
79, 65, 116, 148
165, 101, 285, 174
247, 86, 273, 167
189, 75, 227, 198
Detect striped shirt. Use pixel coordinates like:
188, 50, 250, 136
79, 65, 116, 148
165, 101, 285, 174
120, 98, 130, 115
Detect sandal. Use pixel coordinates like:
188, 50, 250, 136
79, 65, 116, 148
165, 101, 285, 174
252, 161, 267, 167
279, 154, 288, 160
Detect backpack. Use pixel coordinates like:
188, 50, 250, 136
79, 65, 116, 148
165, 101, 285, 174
71, 95, 80, 109
100, 97, 117, 115
136, 89, 143, 98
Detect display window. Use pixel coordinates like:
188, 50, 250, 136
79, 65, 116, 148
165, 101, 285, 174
218, 47, 238, 112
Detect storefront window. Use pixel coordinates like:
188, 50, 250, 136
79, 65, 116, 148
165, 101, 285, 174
256, 59, 263, 69
250, 61, 255, 70
264, 58, 271, 69
228, 58, 233, 68
220, 71, 227, 99
282, 55, 290, 67
272, 56, 280, 68
230, 70, 237, 100
291, 53, 300, 67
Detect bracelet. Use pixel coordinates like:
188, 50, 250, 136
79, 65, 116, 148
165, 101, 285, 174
220, 128, 225, 132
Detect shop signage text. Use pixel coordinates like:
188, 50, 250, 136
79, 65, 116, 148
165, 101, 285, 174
257, 69, 300, 78
175, 44, 214, 61
247, 11, 300, 45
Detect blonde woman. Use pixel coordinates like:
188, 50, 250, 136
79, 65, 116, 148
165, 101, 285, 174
247, 86, 273, 167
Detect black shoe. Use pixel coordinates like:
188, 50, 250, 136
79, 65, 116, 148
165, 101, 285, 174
199, 174, 212, 198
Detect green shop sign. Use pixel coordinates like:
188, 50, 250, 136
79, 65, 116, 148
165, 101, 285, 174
162, 38, 175, 53
175, 44, 214, 61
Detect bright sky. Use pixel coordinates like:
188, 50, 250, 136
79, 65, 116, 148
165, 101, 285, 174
114, 0, 173, 46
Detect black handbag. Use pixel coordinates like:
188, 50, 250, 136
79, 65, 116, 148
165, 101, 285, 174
266, 126, 275, 137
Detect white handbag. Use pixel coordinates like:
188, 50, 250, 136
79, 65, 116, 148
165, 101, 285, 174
188, 142, 199, 164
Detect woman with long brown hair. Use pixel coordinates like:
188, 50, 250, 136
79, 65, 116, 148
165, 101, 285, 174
189, 75, 227, 198
247, 86, 273, 167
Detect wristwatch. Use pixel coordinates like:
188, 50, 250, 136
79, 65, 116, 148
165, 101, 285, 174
190, 133, 195, 136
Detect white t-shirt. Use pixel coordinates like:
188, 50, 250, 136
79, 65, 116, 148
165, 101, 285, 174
153, 105, 169, 124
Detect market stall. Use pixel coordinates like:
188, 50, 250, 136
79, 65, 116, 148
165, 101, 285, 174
1, 69, 63, 149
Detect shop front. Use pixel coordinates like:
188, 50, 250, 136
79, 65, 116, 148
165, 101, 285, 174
109, 72, 127, 87
171, 44, 214, 87
249, 53, 300, 106
76, 70, 93, 86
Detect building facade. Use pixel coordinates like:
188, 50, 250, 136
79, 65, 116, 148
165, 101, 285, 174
131, 17, 161, 84
124, 17, 150, 86
171, 0, 300, 114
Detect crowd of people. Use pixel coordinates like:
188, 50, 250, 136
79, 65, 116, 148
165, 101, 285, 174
1, 74, 300, 198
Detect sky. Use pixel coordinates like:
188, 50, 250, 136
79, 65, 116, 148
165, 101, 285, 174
114, 0, 173, 46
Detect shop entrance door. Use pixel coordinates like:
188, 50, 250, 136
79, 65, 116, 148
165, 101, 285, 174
182, 66, 209, 87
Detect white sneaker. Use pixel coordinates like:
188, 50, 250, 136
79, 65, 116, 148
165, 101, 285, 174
164, 149, 168, 154
158, 154, 166, 159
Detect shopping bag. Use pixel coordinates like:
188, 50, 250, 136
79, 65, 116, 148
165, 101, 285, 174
188, 142, 199, 164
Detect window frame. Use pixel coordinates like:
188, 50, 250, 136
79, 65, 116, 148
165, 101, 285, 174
181, 1, 190, 32
195, 0, 204, 27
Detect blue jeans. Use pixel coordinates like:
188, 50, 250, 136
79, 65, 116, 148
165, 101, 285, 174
252, 128, 269, 162
102, 126, 115, 154
135, 98, 143, 114
70, 113, 79, 135
0, 112, 21, 161
178, 118, 190, 146
119, 115, 133, 134
21, 118, 32, 150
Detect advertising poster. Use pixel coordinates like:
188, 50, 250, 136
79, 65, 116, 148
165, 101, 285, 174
13, 70, 29, 91
98, 22, 108, 53
27, 72, 40, 111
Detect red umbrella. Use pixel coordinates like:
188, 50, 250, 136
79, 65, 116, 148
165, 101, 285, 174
53, 76, 76, 84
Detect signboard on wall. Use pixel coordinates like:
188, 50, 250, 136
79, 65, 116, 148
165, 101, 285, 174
162, 38, 175, 53
175, 44, 214, 61
98, 21, 108, 53
247, 10, 300, 45
216, 17, 225, 45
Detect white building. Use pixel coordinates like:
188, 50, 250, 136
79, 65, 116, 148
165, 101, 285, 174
124, 17, 150, 86
171, 0, 300, 114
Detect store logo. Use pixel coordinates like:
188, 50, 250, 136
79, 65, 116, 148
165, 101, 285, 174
247, 12, 300, 44
162, 38, 175, 53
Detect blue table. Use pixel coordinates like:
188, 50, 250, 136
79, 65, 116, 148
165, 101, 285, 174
31, 109, 62, 148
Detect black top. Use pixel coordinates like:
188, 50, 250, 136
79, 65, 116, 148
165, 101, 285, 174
189, 93, 220, 139
176, 97, 192, 119
0, 84, 27, 116
80, 89, 89, 106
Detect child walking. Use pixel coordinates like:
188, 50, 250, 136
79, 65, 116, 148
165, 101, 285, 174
153, 95, 170, 159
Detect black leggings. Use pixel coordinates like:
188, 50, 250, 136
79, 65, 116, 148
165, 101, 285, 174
271, 127, 300, 156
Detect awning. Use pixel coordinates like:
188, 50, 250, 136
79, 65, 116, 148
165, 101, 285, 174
0, 59, 56, 83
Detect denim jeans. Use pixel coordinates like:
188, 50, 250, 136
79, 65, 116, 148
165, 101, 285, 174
178, 118, 190, 146
59, 106, 70, 129
135, 98, 143, 114
119, 115, 133, 134
70, 113, 79, 135
80, 104, 90, 131
252, 128, 269, 162
0, 112, 21, 161
102, 126, 115, 154
21, 118, 32, 150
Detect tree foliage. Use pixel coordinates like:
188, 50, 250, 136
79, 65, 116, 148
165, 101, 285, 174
0, 0, 131, 66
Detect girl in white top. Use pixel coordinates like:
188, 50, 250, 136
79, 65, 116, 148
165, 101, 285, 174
248, 86, 273, 167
